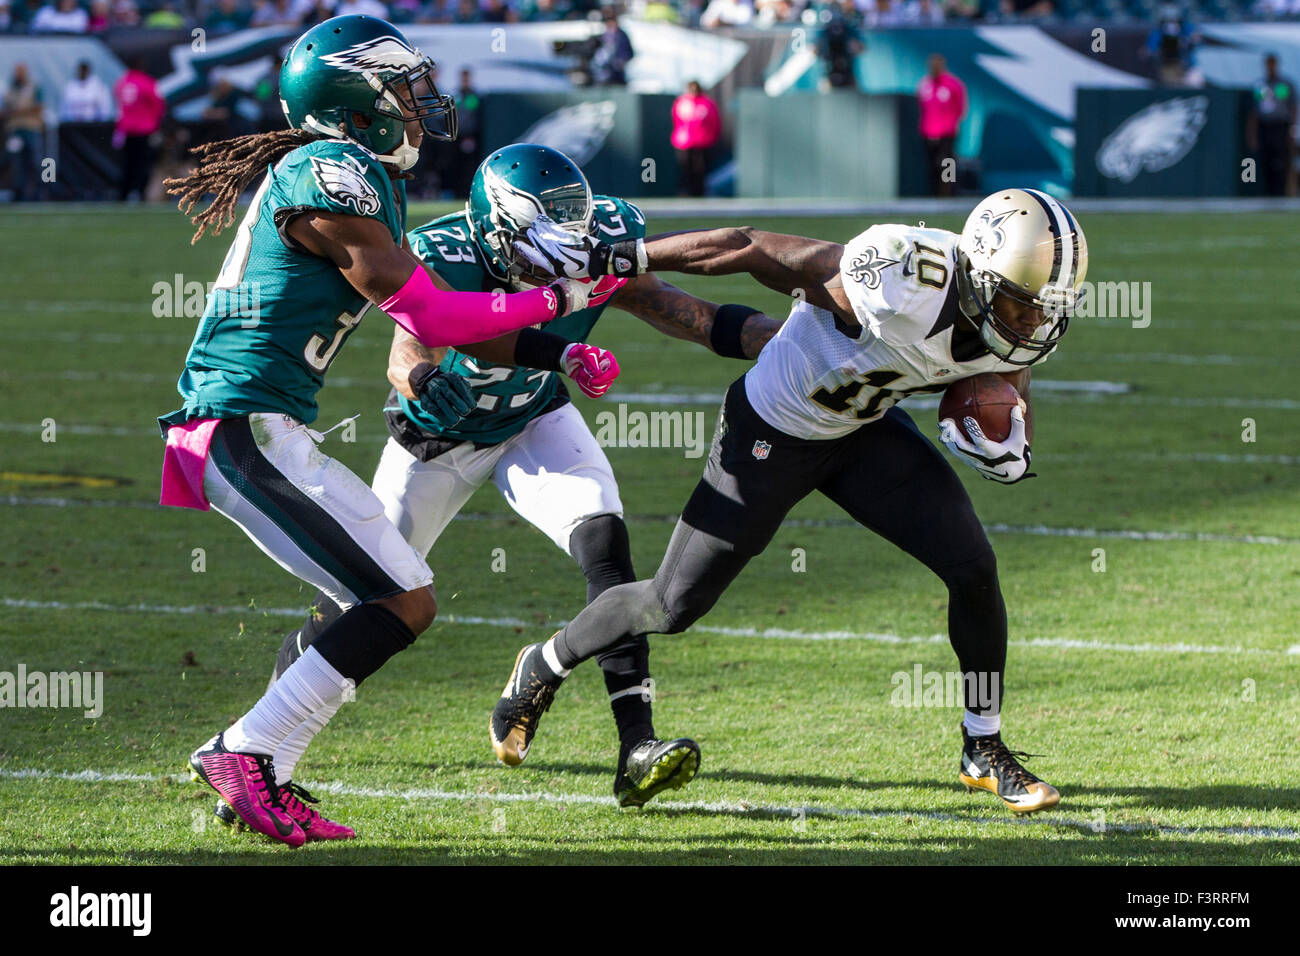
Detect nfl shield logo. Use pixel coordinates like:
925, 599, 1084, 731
752, 440, 772, 461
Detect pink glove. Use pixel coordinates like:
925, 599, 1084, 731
561, 342, 620, 398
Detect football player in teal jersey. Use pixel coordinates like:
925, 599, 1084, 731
265, 144, 783, 809
159, 16, 609, 847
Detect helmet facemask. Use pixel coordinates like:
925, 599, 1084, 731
368, 61, 457, 141
959, 257, 1079, 367
363, 60, 456, 170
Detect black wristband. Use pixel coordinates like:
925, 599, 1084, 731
608, 239, 643, 277
547, 281, 569, 317
513, 327, 569, 372
710, 303, 761, 360
408, 361, 439, 396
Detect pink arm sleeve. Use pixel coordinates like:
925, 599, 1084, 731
379, 264, 560, 348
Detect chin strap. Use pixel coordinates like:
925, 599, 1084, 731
373, 129, 419, 171
302, 113, 420, 172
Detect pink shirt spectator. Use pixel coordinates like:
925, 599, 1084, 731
114, 68, 164, 137
917, 71, 966, 140
671, 92, 721, 151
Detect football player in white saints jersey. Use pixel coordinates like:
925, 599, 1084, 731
490, 188, 1087, 815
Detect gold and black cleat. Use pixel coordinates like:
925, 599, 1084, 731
614, 737, 701, 808
490, 641, 561, 766
959, 725, 1059, 815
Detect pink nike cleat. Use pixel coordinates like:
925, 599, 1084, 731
189, 733, 305, 848
279, 782, 356, 841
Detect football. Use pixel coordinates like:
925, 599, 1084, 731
937, 373, 1021, 444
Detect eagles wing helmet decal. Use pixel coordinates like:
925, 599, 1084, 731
844, 246, 901, 290
309, 153, 382, 217
1096, 96, 1209, 184
482, 163, 548, 232
319, 36, 424, 74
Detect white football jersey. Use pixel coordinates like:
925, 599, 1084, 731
744, 223, 1027, 440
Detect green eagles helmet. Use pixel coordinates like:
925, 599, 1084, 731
466, 143, 594, 281
280, 15, 457, 171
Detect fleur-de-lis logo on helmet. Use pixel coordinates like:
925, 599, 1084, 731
968, 209, 1016, 256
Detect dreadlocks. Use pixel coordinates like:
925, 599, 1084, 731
165, 129, 313, 244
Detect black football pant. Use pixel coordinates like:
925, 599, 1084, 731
553, 376, 1007, 716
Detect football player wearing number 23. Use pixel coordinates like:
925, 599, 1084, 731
269, 143, 781, 810
497, 188, 1089, 815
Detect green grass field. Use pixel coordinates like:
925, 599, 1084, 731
1, 203, 1297, 865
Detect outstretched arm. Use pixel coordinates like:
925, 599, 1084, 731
640, 227, 853, 322
610, 272, 781, 360
285, 211, 574, 347
514, 220, 856, 324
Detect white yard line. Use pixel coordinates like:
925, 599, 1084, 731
3, 496, 1295, 545
3, 597, 1293, 656
0, 767, 1293, 841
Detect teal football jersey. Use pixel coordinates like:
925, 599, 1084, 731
399, 195, 646, 445
159, 139, 406, 432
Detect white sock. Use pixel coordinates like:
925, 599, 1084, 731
541, 637, 571, 679
224, 647, 351, 755
963, 709, 1001, 737
272, 695, 345, 785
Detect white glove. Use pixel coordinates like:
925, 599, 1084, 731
514, 216, 602, 280
938, 405, 1035, 484
513, 216, 645, 281
546, 275, 623, 317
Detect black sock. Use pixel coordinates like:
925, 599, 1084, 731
940, 552, 1007, 717
571, 515, 655, 749
310, 602, 417, 686
597, 638, 654, 750
275, 590, 343, 680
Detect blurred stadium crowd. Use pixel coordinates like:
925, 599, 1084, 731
2, 0, 1296, 202
5, 0, 1300, 34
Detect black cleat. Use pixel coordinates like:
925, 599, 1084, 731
959, 725, 1059, 814
213, 799, 241, 830
490, 641, 562, 766
614, 737, 701, 808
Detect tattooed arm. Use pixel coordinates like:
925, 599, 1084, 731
640, 226, 855, 325
608, 273, 780, 360
387, 325, 536, 399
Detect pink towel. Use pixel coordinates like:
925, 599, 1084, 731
159, 418, 220, 510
